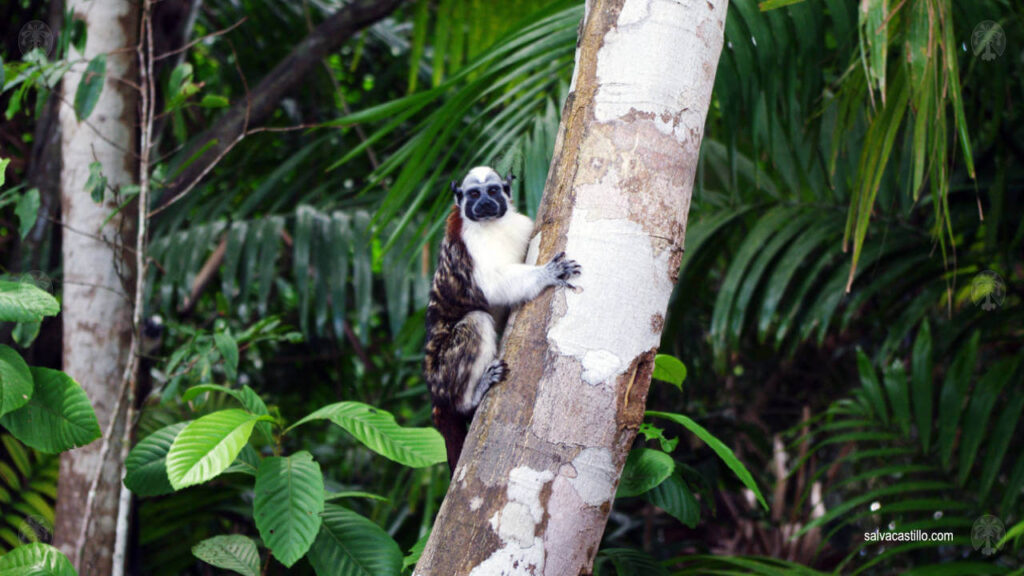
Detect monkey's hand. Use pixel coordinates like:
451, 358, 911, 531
545, 252, 582, 288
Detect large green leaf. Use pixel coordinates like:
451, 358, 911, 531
123, 421, 188, 497
74, 54, 106, 121
0, 281, 59, 323
182, 384, 272, 443
165, 409, 269, 490
289, 402, 445, 468
0, 367, 100, 454
254, 451, 324, 567
645, 472, 699, 528
192, 535, 260, 576
0, 543, 76, 576
616, 448, 674, 498
0, 344, 32, 418
647, 411, 768, 510
307, 504, 402, 576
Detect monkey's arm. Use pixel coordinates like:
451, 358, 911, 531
477, 252, 581, 307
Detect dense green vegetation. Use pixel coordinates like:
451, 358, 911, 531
0, 0, 1022, 574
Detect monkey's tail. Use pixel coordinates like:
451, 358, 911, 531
432, 405, 469, 473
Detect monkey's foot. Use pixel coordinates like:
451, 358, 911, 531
483, 360, 509, 386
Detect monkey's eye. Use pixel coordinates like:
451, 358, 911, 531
487, 186, 500, 195
468, 190, 480, 199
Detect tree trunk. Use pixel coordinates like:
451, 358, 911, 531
54, 1, 139, 573
414, 0, 727, 574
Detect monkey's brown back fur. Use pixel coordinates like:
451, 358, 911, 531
424, 208, 490, 471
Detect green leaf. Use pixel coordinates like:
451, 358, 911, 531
597, 548, 669, 576
15, 188, 39, 239
856, 349, 888, 425
289, 402, 445, 468
647, 411, 768, 510
74, 54, 106, 121
192, 535, 260, 576
123, 421, 188, 497
0, 543, 76, 576
11, 321, 42, 348
199, 94, 229, 108
617, 448, 674, 498
254, 451, 324, 567
307, 504, 402, 576
0, 344, 33, 418
0, 157, 9, 187
958, 358, 1017, 486
401, 533, 429, 572
0, 367, 100, 453
979, 390, 1024, 501
997, 520, 1024, 551
324, 491, 388, 502
911, 320, 933, 452
883, 360, 911, 437
652, 354, 686, 389
213, 332, 239, 381
0, 280, 59, 322
84, 161, 106, 203
165, 409, 269, 490
646, 471, 699, 528
938, 331, 978, 468
182, 384, 271, 443
637, 422, 678, 453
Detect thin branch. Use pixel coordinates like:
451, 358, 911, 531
151, 0, 406, 213
153, 16, 246, 61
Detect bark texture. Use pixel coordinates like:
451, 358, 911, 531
414, 0, 727, 574
55, 1, 138, 573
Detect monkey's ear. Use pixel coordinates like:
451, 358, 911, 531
502, 171, 515, 195
450, 181, 463, 203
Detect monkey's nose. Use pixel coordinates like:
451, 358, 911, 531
475, 201, 498, 218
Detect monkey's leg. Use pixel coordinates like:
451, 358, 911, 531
446, 311, 499, 414
470, 360, 508, 408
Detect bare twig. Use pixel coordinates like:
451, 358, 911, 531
151, 0, 406, 213
154, 16, 247, 61
112, 2, 154, 573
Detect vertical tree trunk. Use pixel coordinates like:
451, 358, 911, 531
415, 0, 727, 574
55, 1, 139, 573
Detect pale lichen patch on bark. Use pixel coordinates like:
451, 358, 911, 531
547, 209, 674, 386
565, 447, 616, 507
471, 466, 555, 576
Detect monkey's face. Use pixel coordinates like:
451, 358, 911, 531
452, 167, 512, 222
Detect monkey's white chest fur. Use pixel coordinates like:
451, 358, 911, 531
461, 211, 535, 305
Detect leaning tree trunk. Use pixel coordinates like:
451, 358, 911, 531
55, 1, 139, 573
414, 0, 727, 574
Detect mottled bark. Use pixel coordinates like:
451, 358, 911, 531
55, 1, 139, 573
414, 0, 727, 574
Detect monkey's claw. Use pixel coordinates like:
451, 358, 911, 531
546, 252, 582, 286
484, 360, 509, 386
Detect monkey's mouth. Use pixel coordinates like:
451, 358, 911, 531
470, 202, 504, 221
